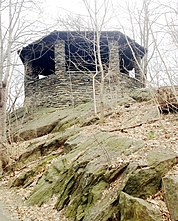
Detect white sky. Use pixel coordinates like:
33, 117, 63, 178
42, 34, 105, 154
41, 0, 140, 33
39, 0, 177, 43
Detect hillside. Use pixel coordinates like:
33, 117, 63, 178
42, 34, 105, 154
0, 88, 178, 221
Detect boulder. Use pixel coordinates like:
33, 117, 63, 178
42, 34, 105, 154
162, 175, 178, 221
124, 149, 177, 198
119, 192, 162, 221
130, 88, 153, 102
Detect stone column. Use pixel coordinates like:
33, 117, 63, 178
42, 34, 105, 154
55, 40, 66, 78
24, 60, 39, 80
24, 61, 39, 92
108, 40, 120, 73
134, 54, 145, 87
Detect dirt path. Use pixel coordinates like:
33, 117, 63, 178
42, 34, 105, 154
0, 180, 21, 221
0, 177, 68, 221
0, 202, 18, 221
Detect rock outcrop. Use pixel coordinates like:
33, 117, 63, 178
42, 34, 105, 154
6, 94, 178, 221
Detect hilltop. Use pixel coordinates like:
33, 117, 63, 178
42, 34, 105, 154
0, 88, 178, 221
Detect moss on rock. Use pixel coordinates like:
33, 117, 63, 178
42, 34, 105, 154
124, 149, 177, 198
119, 192, 162, 221
9, 102, 94, 141
27, 132, 145, 220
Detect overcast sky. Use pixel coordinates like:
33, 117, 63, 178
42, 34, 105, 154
41, 0, 143, 33
38, 0, 177, 42
39, 0, 178, 85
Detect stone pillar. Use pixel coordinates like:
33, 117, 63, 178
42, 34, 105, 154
108, 40, 120, 73
24, 61, 39, 96
24, 61, 39, 81
55, 40, 66, 77
134, 54, 145, 87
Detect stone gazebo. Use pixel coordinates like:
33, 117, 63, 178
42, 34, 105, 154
18, 31, 146, 108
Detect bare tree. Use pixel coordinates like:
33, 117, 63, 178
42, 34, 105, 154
122, 0, 154, 85
0, 0, 42, 172
54, 0, 111, 121
124, 0, 178, 111
79, 0, 111, 122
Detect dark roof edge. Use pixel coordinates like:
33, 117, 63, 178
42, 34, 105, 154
22, 30, 130, 48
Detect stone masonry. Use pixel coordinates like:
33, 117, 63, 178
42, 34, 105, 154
24, 39, 144, 108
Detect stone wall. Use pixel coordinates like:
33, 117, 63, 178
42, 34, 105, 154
24, 40, 145, 108
25, 72, 99, 108
24, 71, 143, 108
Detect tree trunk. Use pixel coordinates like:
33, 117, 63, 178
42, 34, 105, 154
0, 82, 8, 174
0, 82, 6, 141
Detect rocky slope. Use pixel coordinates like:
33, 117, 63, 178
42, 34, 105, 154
1, 89, 178, 221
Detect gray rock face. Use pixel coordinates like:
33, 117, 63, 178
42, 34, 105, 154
25, 131, 177, 221
163, 175, 178, 221
26, 133, 144, 220
8, 103, 94, 141
7, 101, 178, 221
